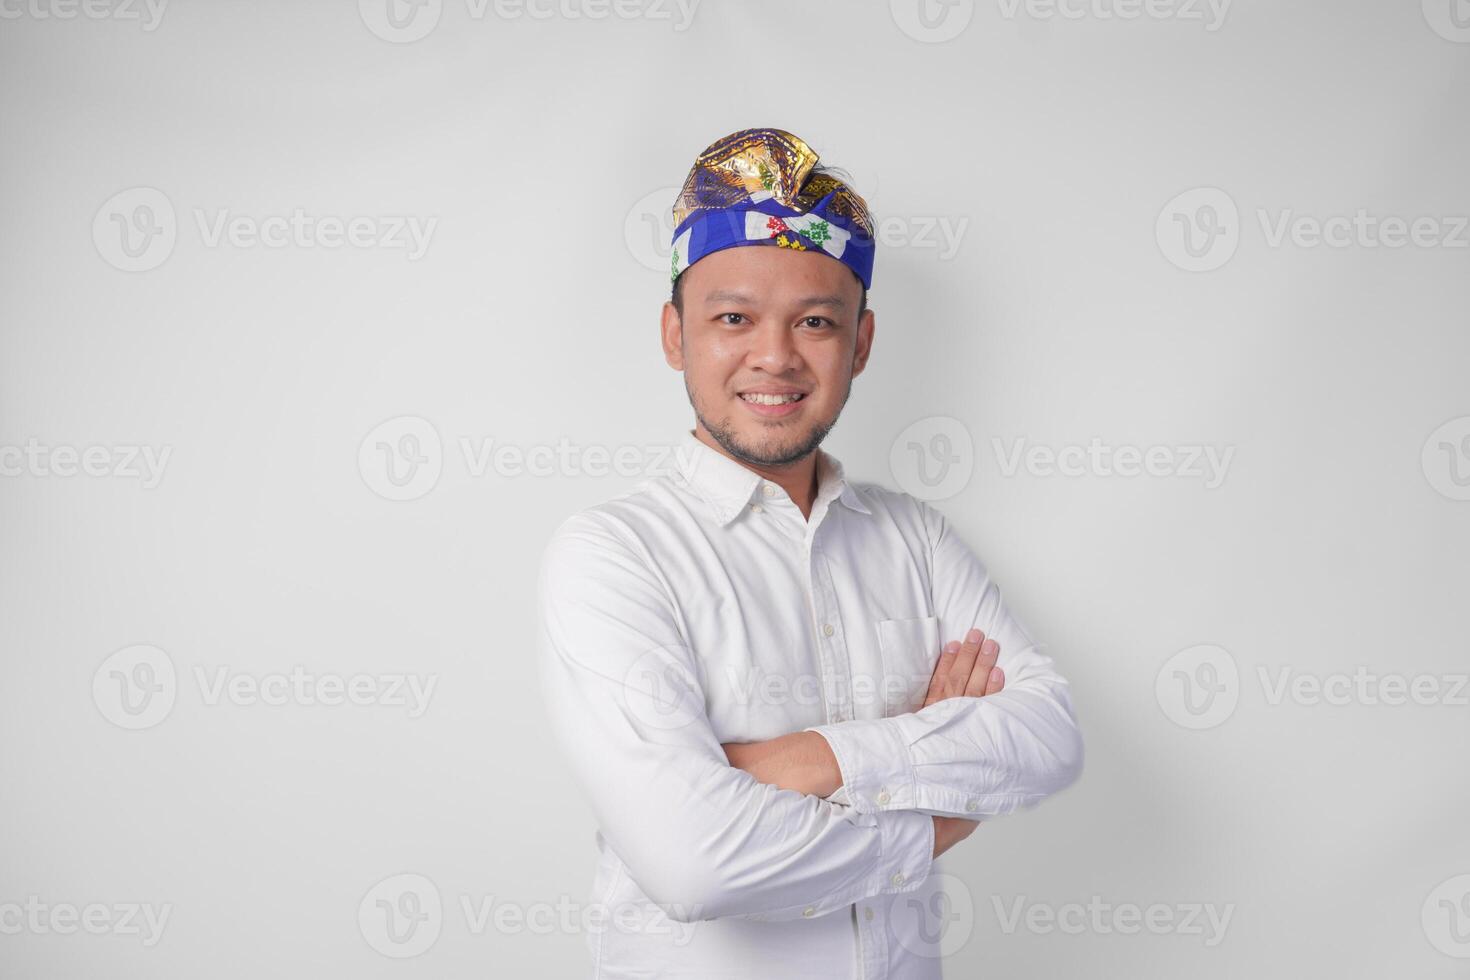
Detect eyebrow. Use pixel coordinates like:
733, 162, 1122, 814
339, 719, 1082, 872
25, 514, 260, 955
702, 290, 850, 311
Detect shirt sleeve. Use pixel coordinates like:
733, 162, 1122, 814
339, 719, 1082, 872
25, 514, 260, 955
537, 511, 935, 924
803, 499, 1084, 819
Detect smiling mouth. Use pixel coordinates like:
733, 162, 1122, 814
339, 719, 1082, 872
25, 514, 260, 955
738, 392, 807, 406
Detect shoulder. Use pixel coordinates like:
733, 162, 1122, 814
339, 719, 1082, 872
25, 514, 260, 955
538, 473, 690, 580
844, 478, 946, 538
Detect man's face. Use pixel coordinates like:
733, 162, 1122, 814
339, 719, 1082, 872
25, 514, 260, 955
661, 245, 874, 468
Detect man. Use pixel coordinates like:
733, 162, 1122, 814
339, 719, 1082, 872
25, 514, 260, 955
537, 128, 1083, 979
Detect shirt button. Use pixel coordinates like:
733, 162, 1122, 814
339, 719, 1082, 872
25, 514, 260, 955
876, 789, 891, 805
803, 906, 816, 918
965, 799, 979, 813
864, 907, 874, 922
750, 503, 763, 513
822, 623, 835, 637
762, 484, 777, 497
890, 872, 905, 886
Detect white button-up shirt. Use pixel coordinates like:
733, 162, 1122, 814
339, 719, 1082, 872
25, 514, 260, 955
537, 428, 1083, 979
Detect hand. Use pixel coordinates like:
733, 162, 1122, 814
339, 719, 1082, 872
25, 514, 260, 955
923, 628, 1004, 708
932, 815, 980, 858
722, 731, 841, 798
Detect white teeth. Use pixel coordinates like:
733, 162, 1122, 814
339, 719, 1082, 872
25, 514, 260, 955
741, 392, 805, 405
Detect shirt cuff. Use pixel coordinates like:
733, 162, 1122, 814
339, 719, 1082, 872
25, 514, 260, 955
873, 808, 934, 898
738, 808, 934, 923
805, 718, 916, 815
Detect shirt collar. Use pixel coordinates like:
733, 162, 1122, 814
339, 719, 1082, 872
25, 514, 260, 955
675, 428, 872, 527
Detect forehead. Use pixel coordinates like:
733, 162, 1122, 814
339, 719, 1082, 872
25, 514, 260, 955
683, 245, 861, 306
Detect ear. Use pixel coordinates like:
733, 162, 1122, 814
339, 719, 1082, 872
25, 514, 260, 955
661, 300, 685, 370
851, 306, 875, 379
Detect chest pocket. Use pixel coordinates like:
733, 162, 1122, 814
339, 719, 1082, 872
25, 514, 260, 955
876, 615, 941, 717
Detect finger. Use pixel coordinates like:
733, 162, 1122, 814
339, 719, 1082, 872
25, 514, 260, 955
963, 637, 1002, 697
984, 666, 1004, 696
945, 629, 984, 700
924, 641, 961, 707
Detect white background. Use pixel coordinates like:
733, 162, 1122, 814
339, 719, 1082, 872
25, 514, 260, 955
2, 0, 1468, 976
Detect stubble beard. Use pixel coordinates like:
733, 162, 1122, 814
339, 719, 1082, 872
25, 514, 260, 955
686, 373, 852, 469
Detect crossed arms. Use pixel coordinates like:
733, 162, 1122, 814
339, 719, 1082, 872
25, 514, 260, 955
720, 625, 1012, 860
536, 500, 1083, 924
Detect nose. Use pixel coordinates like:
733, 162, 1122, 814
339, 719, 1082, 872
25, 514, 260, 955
747, 318, 802, 374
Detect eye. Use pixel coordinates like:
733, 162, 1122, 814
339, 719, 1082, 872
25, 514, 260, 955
719, 313, 746, 325
802, 316, 834, 329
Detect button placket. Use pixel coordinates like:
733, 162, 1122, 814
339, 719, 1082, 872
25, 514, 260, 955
808, 539, 853, 725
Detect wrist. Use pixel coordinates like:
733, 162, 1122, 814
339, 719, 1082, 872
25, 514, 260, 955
791, 731, 842, 798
